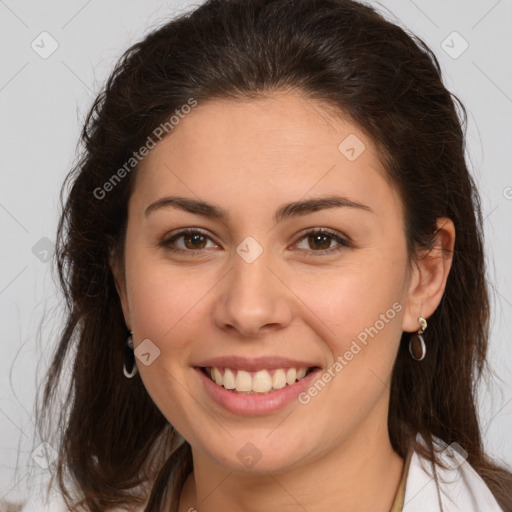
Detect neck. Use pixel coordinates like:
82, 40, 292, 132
178, 413, 404, 512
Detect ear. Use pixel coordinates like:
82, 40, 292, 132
402, 217, 456, 333
110, 250, 132, 331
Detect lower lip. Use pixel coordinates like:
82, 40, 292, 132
195, 367, 321, 416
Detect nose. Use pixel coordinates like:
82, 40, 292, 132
212, 245, 293, 338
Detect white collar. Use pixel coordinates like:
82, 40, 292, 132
403, 433, 504, 511
18, 433, 504, 512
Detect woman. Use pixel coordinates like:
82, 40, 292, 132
14, 0, 512, 511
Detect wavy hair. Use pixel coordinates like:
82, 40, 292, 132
32, 0, 512, 511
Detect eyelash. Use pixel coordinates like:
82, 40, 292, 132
159, 227, 350, 258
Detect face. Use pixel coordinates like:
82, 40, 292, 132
114, 91, 414, 474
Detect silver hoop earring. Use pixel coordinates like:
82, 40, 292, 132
123, 332, 138, 378
409, 316, 427, 361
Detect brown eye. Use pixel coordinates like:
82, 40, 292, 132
160, 227, 349, 257
306, 233, 333, 251
161, 229, 218, 255
294, 228, 350, 255
182, 232, 208, 250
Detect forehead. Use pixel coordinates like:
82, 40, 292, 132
131, 92, 403, 224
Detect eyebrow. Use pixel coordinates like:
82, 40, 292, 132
144, 194, 374, 224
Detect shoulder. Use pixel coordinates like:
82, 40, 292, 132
13, 480, 147, 512
403, 433, 504, 512
8, 484, 69, 512
0, 501, 25, 512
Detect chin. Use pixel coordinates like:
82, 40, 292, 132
196, 432, 313, 475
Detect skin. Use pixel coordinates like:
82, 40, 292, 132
111, 91, 455, 512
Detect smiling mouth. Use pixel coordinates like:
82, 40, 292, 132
199, 366, 319, 394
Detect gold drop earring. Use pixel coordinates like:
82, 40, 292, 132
409, 316, 427, 361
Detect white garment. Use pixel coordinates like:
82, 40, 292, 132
403, 434, 504, 511
16, 435, 505, 512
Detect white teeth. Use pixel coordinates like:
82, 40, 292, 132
223, 368, 236, 389
213, 367, 223, 386
296, 367, 306, 380
206, 366, 312, 393
286, 368, 297, 385
252, 370, 273, 393
272, 369, 287, 389
235, 370, 252, 392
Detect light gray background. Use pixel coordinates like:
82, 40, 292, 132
1, 0, 511, 503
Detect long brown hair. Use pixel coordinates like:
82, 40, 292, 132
33, 0, 512, 510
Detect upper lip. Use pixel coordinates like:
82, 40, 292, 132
195, 356, 320, 372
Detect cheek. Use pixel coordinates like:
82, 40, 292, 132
290, 252, 407, 415
123, 254, 213, 433
291, 256, 405, 346
126, 251, 215, 342
293, 267, 404, 431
